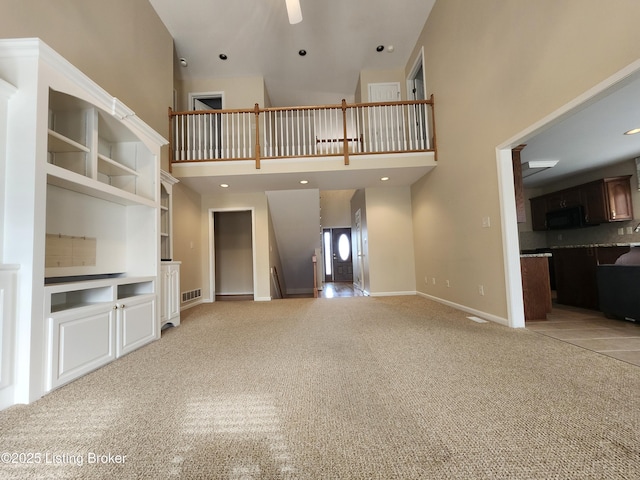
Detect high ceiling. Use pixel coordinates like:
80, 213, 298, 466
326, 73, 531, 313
148, 0, 436, 107
149, 0, 640, 191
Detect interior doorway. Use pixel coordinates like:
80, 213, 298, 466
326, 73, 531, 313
323, 228, 353, 283
211, 209, 255, 301
498, 58, 640, 328
407, 48, 429, 148
190, 92, 223, 158
189, 92, 224, 111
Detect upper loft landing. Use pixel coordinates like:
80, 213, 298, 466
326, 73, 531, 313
169, 98, 437, 193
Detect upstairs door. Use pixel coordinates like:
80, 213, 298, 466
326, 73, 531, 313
368, 83, 401, 152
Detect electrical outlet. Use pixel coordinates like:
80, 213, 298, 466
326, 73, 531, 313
432, 277, 436, 285
618, 227, 625, 235
424, 276, 429, 285
626, 226, 633, 235
482, 216, 491, 228
478, 285, 485, 296
446, 280, 451, 287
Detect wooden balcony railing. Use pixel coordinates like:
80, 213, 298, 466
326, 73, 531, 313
168, 96, 436, 170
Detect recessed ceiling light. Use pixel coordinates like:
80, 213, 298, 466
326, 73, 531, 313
624, 128, 640, 135
387, 45, 394, 53
300, 180, 309, 184
376, 45, 385, 52
220, 183, 229, 188
179, 57, 188, 67
219, 54, 228, 60
298, 49, 307, 56
381, 176, 390, 181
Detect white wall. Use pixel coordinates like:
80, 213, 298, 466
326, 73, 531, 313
408, 0, 640, 321
350, 186, 416, 296
266, 190, 321, 295
321, 190, 355, 228
366, 186, 416, 295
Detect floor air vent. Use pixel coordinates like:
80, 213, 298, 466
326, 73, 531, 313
182, 288, 202, 303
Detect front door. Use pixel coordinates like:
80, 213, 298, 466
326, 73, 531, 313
331, 228, 353, 282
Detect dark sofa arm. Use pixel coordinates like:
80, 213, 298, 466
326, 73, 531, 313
596, 265, 640, 321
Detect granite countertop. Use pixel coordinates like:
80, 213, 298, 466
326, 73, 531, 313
520, 253, 552, 258
549, 243, 640, 249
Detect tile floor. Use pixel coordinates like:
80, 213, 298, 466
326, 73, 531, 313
527, 303, 640, 367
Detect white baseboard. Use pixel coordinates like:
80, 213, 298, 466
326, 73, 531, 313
369, 291, 417, 297
415, 291, 510, 327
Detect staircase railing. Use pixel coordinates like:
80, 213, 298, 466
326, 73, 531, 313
169, 96, 436, 170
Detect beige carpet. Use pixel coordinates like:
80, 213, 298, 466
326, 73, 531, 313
0, 296, 638, 479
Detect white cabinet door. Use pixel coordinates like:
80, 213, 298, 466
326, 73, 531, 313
117, 294, 156, 357
46, 304, 116, 392
0, 268, 17, 409
168, 265, 181, 325
161, 263, 180, 327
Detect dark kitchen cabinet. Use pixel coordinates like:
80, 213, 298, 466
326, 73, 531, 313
530, 196, 548, 231
553, 245, 630, 310
545, 187, 583, 211
530, 176, 633, 231
583, 176, 633, 224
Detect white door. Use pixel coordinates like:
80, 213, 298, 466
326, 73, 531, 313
368, 83, 401, 152
369, 82, 401, 102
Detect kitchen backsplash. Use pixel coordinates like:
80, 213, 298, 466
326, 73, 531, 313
519, 219, 640, 250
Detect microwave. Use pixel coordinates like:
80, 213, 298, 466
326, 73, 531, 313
546, 205, 586, 230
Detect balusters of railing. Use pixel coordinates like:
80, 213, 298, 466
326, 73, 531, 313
265, 111, 271, 157
169, 97, 435, 165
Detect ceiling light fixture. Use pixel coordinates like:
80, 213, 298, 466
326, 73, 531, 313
624, 128, 640, 135
376, 45, 385, 52
381, 176, 390, 181
286, 0, 302, 24
298, 49, 307, 56
219, 54, 228, 60
522, 160, 559, 179
300, 180, 309, 184
220, 183, 229, 188
179, 57, 188, 67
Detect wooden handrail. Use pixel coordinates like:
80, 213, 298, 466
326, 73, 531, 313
167, 98, 435, 118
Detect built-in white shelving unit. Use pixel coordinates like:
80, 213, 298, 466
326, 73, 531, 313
0, 38, 167, 407
160, 170, 181, 328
